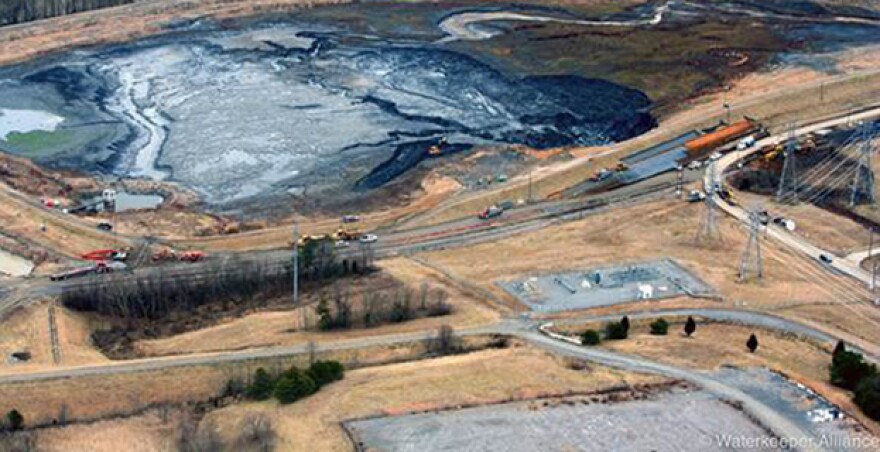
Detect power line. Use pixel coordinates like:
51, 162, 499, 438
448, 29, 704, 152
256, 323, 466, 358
738, 205, 763, 282
695, 162, 723, 245
776, 123, 799, 204
850, 122, 877, 207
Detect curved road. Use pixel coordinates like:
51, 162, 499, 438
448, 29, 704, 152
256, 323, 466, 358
709, 106, 880, 288
0, 307, 869, 450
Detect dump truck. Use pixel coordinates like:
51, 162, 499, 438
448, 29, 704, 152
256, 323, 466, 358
333, 228, 361, 241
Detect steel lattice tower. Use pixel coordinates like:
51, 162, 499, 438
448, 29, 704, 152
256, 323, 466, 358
776, 124, 799, 204
850, 123, 877, 207
738, 205, 763, 282
696, 161, 723, 245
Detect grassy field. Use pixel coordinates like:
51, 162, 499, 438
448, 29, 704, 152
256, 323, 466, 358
588, 320, 880, 434
206, 346, 664, 451
134, 257, 500, 357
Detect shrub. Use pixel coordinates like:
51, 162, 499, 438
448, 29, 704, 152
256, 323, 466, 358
855, 375, 880, 421
649, 318, 669, 335
5, 410, 23, 431
307, 361, 345, 388
581, 329, 601, 346
246, 368, 275, 401
274, 369, 317, 404
831, 349, 877, 390
604, 321, 628, 340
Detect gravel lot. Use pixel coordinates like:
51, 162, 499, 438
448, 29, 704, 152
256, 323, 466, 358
346, 390, 775, 452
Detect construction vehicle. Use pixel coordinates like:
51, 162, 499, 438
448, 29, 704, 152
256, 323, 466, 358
333, 228, 361, 241
762, 144, 782, 162
478, 205, 504, 220
296, 234, 330, 247
152, 248, 206, 263
50, 261, 125, 281
716, 186, 736, 205
82, 249, 128, 262
428, 137, 448, 156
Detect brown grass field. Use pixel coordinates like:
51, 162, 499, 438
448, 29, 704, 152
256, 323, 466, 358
206, 346, 664, 451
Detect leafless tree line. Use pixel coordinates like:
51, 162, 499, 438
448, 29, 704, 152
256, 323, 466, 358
61, 247, 372, 320
311, 281, 452, 331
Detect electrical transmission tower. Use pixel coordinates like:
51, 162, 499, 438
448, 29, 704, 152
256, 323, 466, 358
695, 162, 723, 245
850, 122, 877, 207
738, 205, 764, 282
776, 123, 799, 204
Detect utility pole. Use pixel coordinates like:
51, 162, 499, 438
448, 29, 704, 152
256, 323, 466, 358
870, 227, 876, 291
738, 205, 763, 282
850, 122, 876, 207
528, 170, 533, 203
292, 223, 299, 305
776, 123, 799, 204
722, 92, 731, 124
869, 226, 876, 291
695, 162, 722, 245
676, 165, 684, 199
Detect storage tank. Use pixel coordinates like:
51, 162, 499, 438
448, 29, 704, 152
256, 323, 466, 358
685, 119, 758, 154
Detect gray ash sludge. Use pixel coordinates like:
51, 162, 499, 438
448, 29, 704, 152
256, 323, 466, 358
0, 23, 655, 206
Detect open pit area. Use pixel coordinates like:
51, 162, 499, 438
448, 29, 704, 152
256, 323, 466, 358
1, 0, 879, 221
3, 1, 880, 451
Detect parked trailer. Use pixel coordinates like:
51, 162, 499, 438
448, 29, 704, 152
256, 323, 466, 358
685, 119, 759, 154
81, 249, 127, 262
50, 261, 125, 281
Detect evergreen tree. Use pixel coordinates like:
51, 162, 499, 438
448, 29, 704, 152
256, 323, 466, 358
746, 334, 759, 353
684, 316, 696, 337
274, 369, 317, 404
649, 318, 669, 336
246, 368, 275, 401
6, 409, 23, 431
581, 329, 601, 346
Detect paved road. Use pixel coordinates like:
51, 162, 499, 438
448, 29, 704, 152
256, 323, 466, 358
709, 106, 880, 288
0, 180, 674, 317
0, 314, 836, 450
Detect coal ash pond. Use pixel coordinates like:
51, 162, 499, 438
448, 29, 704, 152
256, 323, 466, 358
0, 23, 655, 207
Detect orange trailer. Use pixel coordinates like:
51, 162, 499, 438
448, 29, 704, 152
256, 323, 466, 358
685, 119, 758, 154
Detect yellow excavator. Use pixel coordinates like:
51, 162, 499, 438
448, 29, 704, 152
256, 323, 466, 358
428, 137, 448, 156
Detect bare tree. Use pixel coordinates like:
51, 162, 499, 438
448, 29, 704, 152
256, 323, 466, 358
236, 413, 276, 452
426, 325, 459, 356
0, 432, 36, 452
419, 282, 429, 310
